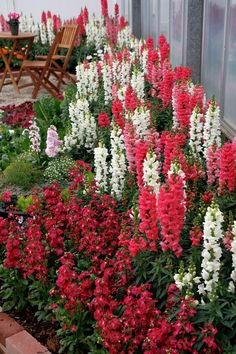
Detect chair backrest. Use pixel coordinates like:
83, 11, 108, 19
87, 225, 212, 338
54, 24, 79, 69
57, 24, 79, 49
45, 27, 65, 66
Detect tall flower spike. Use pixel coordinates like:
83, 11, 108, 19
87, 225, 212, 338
218, 142, 236, 195
109, 121, 127, 199
143, 150, 160, 200
45, 125, 62, 158
29, 119, 41, 153
203, 98, 221, 160
189, 105, 204, 158
94, 142, 108, 191
229, 222, 236, 293
198, 201, 224, 300
138, 186, 158, 252
158, 163, 185, 258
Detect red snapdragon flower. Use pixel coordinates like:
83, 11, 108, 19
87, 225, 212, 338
98, 112, 110, 127
158, 173, 185, 257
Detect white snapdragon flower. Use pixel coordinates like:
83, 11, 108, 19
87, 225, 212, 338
76, 62, 99, 102
109, 122, 127, 199
63, 98, 97, 152
140, 47, 148, 75
131, 106, 151, 139
143, 150, 160, 200
189, 105, 204, 157
102, 62, 113, 105
203, 99, 221, 160
112, 57, 131, 88
46, 17, 54, 45
229, 222, 236, 293
174, 260, 200, 296
94, 143, 108, 191
19, 15, 28, 32
85, 16, 105, 50
198, 202, 224, 300
131, 69, 145, 101
117, 26, 132, 47
39, 22, 47, 44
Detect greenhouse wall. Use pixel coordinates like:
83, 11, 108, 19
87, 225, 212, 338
125, 0, 236, 137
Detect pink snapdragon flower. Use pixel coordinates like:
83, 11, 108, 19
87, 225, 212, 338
45, 125, 62, 158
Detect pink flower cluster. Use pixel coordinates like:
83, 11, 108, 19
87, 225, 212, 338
8, 12, 20, 22
45, 125, 62, 158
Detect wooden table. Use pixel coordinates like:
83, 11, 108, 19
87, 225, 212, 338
0, 32, 36, 93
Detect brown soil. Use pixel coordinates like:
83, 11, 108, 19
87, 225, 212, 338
7, 308, 61, 353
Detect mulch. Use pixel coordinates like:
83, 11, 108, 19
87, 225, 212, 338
7, 308, 61, 353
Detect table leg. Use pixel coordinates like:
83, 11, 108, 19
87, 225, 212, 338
16, 37, 35, 84
0, 40, 20, 93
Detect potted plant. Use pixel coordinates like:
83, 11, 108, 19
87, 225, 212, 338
7, 12, 20, 36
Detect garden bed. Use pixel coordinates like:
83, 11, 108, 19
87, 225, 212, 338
0, 1, 236, 353
0, 311, 52, 354
5, 309, 59, 353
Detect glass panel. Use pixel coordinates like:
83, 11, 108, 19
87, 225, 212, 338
170, 0, 184, 66
141, 0, 151, 38
150, 0, 159, 45
202, 0, 226, 103
160, 0, 170, 41
224, 0, 236, 130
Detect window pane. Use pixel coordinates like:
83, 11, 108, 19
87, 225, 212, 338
141, 0, 151, 38
150, 0, 159, 44
170, 0, 184, 66
224, 1, 236, 130
160, 0, 170, 41
202, 0, 226, 103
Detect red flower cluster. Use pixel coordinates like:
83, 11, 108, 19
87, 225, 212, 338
112, 99, 124, 129
98, 112, 110, 127
218, 142, 236, 195
139, 186, 158, 252
158, 173, 185, 257
1, 191, 12, 203
0, 101, 34, 128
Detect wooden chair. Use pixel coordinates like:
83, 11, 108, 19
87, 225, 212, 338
36, 24, 79, 90
19, 28, 64, 99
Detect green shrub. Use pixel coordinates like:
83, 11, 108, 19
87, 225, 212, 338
3, 155, 42, 189
16, 195, 34, 212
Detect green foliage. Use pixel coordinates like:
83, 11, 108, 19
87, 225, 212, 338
28, 281, 53, 322
60, 188, 70, 201
28, 41, 51, 59
133, 250, 176, 309
43, 155, 76, 184
0, 267, 29, 311
33, 96, 63, 150
54, 306, 94, 354
76, 43, 98, 64
3, 155, 42, 189
0, 124, 30, 171
60, 84, 77, 122
16, 195, 34, 212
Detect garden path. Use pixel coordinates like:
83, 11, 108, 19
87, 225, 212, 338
0, 74, 68, 106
